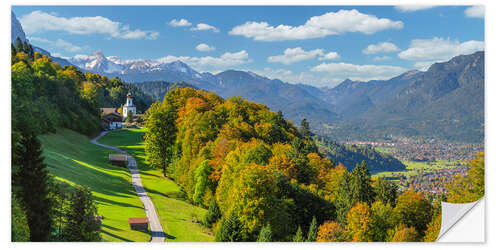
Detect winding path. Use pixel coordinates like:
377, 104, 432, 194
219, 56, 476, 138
91, 131, 165, 242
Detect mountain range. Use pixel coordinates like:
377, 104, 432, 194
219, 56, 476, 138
11, 11, 484, 143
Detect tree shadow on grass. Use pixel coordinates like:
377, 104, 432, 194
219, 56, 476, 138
165, 233, 176, 240
94, 196, 145, 209
145, 187, 186, 200
101, 229, 134, 242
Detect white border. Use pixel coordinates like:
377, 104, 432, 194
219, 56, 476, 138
2, 0, 496, 249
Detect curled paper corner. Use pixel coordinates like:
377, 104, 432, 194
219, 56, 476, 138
437, 197, 484, 241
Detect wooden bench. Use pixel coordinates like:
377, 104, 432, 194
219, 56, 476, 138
128, 217, 149, 232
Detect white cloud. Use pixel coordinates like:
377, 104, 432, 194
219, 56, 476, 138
196, 43, 215, 52
373, 55, 391, 61
28, 36, 87, 52
311, 62, 407, 81
156, 50, 251, 72
465, 6, 484, 18
169, 18, 192, 27
20, 10, 159, 40
190, 23, 219, 32
267, 47, 340, 65
363, 42, 400, 54
55, 39, 86, 52
395, 5, 435, 12
267, 47, 324, 65
398, 37, 485, 64
319, 52, 341, 61
29, 36, 51, 43
229, 9, 403, 41
414, 61, 437, 71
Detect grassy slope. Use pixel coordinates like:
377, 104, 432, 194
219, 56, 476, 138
39, 129, 151, 242
97, 128, 214, 242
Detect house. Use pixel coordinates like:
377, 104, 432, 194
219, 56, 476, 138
101, 108, 122, 130
128, 217, 149, 232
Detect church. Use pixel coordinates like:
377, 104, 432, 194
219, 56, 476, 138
101, 92, 140, 130
123, 92, 136, 119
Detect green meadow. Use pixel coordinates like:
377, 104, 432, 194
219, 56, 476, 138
39, 129, 151, 242
97, 128, 214, 242
373, 147, 463, 178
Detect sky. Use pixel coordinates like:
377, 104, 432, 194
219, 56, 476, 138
12, 5, 484, 87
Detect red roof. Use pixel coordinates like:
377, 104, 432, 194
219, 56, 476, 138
128, 217, 149, 224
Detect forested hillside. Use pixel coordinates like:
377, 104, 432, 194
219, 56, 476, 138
11, 39, 152, 242
132, 81, 195, 101
315, 137, 406, 173
143, 87, 445, 242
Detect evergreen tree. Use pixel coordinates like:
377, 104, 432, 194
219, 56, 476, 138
351, 161, 375, 205
373, 178, 397, 207
293, 226, 304, 242
336, 172, 353, 225
299, 118, 313, 140
62, 186, 101, 242
203, 197, 221, 227
12, 132, 53, 241
11, 195, 30, 242
306, 216, 318, 242
215, 211, 244, 242
257, 224, 273, 242
14, 37, 23, 53
126, 110, 133, 124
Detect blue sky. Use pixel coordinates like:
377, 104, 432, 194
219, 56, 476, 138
12, 5, 484, 87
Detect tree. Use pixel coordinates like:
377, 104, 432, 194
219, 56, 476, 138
203, 197, 221, 227
126, 110, 133, 124
370, 200, 394, 242
446, 152, 484, 203
144, 104, 177, 176
299, 118, 313, 140
193, 160, 211, 204
257, 224, 273, 242
12, 132, 53, 241
11, 195, 30, 242
293, 226, 304, 242
316, 221, 344, 242
335, 171, 353, 225
345, 202, 374, 242
215, 211, 244, 242
306, 216, 318, 242
62, 186, 101, 241
351, 161, 375, 205
423, 214, 441, 242
391, 225, 420, 242
393, 189, 432, 235
373, 178, 397, 207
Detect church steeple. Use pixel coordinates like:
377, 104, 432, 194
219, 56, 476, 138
123, 92, 136, 118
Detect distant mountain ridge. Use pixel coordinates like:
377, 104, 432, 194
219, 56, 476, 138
68, 49, 483, 142
13, 9, 483, 142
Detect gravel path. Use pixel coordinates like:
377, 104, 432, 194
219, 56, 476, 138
91, 131, 165, 242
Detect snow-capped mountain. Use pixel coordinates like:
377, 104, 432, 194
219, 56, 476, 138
68, 51, 207, 81
69, 50, 125, 74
